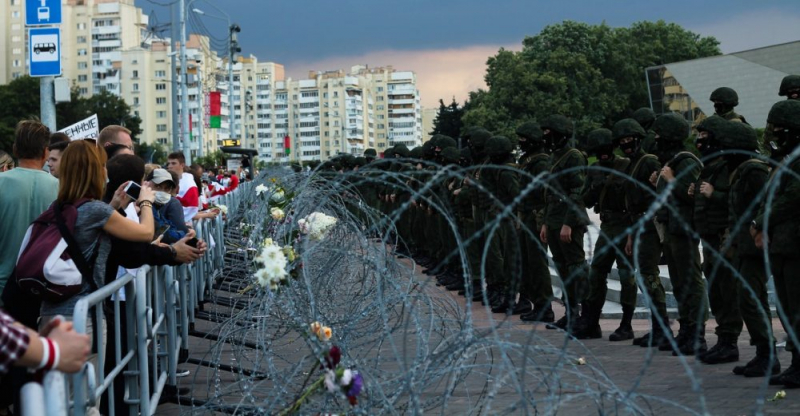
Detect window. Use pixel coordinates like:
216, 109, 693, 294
155, 83, 166, 90
156, 97, 166, 104
11, 35, 21, 42
77, 23, 86, 30
301, 91, 319, 98
78, 75, 88, 82
133, 97, 139, 105
12, 60, 21, 67
78, 62, 88, 69
156, 111, 167, 118
157, 138, 168, 145
12, 48, 21, 54
11, 10, 19, 18
377, 86, 383, 92
132, 70, 138, 78
77, 36, 87, 44
156, 124, 167, 132
77, 49, 87, 56
155, 70, 166, 77
133, 83, 139, 91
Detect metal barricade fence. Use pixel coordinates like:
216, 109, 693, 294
20, 182, 249, 416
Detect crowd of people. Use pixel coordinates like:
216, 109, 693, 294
0, 121, 244, 414
326, 76, 800, 389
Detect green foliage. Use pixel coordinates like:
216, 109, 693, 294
194, 150, 228, 169
430, 98, 465, 139
137, 142, 169, 165
461, 20, 721, 140
0, 76, 141, 153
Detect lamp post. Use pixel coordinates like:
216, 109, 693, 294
191, 6, 239, 146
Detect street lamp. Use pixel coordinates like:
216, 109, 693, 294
191, 5, 239, 147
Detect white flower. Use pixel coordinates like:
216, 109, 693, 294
324, 370, 338, 393
216, 205, 228, 215
340, 369, 353, 386
255, 184, 268, 196
252, 239, 288, 288
270, 207, 285, 221
270, 189, 286, 205
297, 212, 338, 241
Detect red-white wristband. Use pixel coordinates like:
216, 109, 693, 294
37, 337, 60, 370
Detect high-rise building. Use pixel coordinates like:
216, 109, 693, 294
120, 39, 172, 147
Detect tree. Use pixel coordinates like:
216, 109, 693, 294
461, 20, 721, 140
430, 98, 465, 140
0, 77, 142, 153
136, 142, 169, 165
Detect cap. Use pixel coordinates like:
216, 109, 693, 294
151, 168, 174, 185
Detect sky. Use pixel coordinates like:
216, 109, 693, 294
137, 0, 800, 107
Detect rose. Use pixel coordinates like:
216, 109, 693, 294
324, 346, 341, 369
271, 207, 285, 221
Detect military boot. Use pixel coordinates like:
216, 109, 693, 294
635, 314, 672, 348
700, 338, 739, 364
673, 325, 707, 356
776, 351, 800, 387
609, 305, 634, 341
734, 344, 781, 377
661, 322, 688, 352
521, 302, 555, 323
574, 299, 602, 340
512, 297, 533, 315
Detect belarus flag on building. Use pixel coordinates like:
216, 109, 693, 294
208, 92, 221, 128
284, 135, 291, 155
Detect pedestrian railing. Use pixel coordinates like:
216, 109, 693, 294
21, 182, 250, 416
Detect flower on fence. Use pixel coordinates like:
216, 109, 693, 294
322, 368, 363, 405
255, 184, 268, 196
270, 189, 286, 205
310, 321, 333, 342
297, 212, 338, 241
216, 205, 228, 215
271, 207, 285, 221
324, 345, 341, 369
282, 245, 296, 262
253, 238, 288, 290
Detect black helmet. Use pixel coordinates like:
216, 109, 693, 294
436, 135, 457, 150
719, 121, 758, 151
409, 146, 424, 159
710, 87, 739, 106
485, 136, 513, 158
652, 113, 690, 142
632, 107, 656, 129
779, 75, 800, 98
469, 128, 492, 151
363, 148, 377, 158
541, 115, 573, 137
695, 115, 727, 137
516, 121, 544, 150
440, 147, 460, 164
768, 99, 800, 131
353, 157, 367, 167
393, 144, 410, 158
612, 118, 646, 141
586, 128, 614, 151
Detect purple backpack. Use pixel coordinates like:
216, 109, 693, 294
15, 200, 96, 302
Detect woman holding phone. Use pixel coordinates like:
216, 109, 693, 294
39, 140, 157, 323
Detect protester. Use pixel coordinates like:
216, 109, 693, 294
167, 152, 199, 223
0, 150, 14, 172
97, 125, 133, 151
0, 120, 59, 300
46, 140, 69, 178
0, 312, 90, 374
146, 168, 189, 243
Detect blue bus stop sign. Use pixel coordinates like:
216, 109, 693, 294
26, 0, 62, 26
29, 27, 61, 77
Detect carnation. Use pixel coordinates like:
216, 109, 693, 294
255, 184, 268, 196
253, 239, 288, 289
297, 212, 338, 241
270, 207, 285, 221
216, 205, 228, 215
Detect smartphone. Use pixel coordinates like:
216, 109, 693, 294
124, 181, 141, 200
154, 225, 171, 242
186, 237, 199, 248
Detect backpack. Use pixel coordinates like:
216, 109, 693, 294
14, 200, 97, 302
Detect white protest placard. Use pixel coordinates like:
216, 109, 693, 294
59, 114, 99, 141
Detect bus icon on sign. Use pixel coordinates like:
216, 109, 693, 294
33, 42, 56, 54
37, 7, 50, 21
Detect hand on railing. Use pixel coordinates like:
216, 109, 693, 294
156, 230, 207, 263
39, 316, 91, 374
